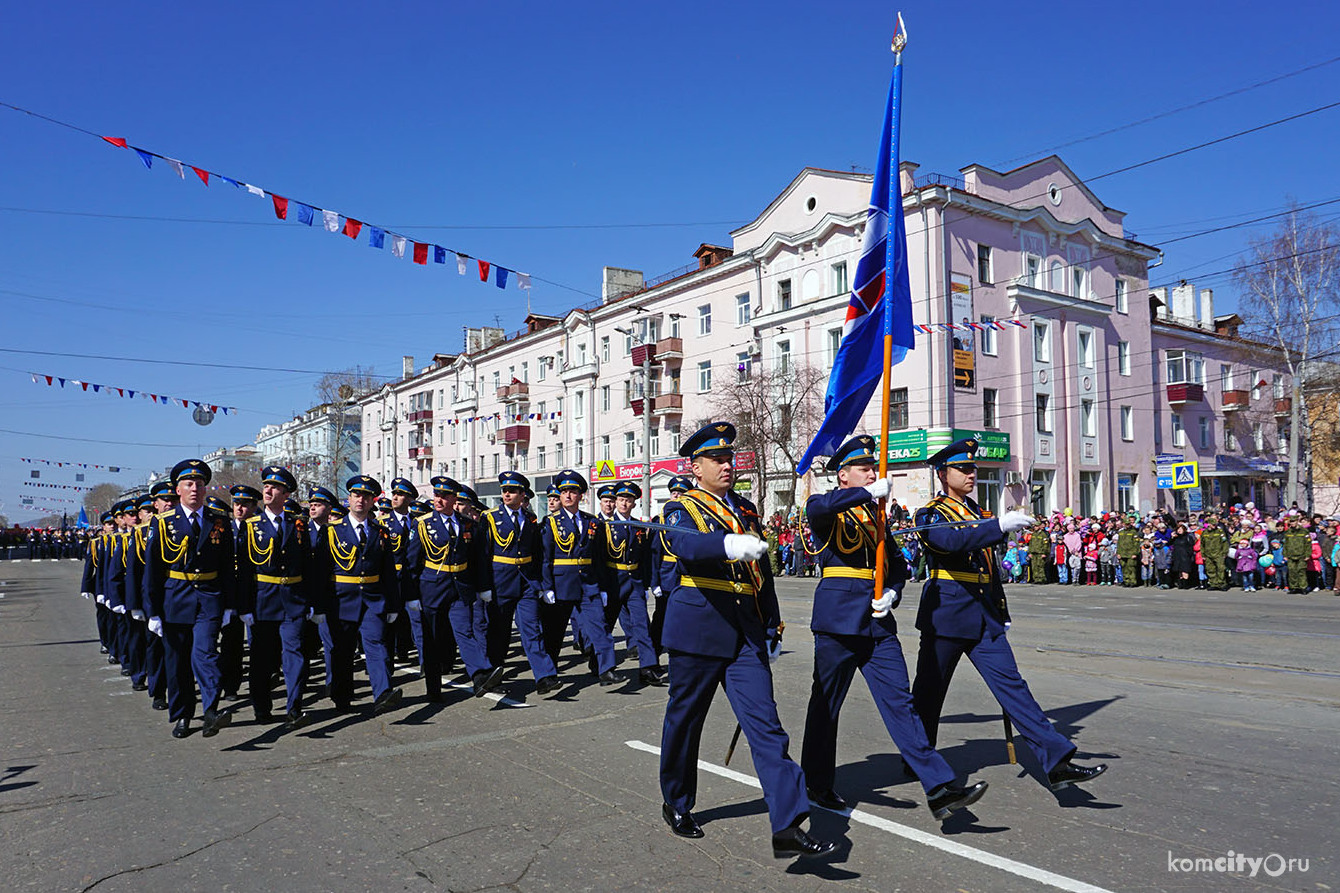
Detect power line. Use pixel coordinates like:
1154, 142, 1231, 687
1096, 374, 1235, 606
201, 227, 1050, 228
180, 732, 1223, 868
0, 346, 397, 379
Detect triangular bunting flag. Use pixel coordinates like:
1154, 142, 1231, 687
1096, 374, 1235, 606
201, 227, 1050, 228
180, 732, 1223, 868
478, 260, 490, 281
434, 246, 446, 264
165, 158, 186, 179
135, 149, 154, 169
368, 227, 385, 249
456, 253, 468, 275
101, 136, 128, 148
192, 167, 210, 185
246, 184, 266, 197
517, 272, 532, 290
495, 267, 508, 289
295, 203, 315, 226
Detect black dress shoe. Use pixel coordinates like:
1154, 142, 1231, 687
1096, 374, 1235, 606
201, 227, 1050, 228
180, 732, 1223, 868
120, 667, 132, 677
254, 712, 275, 724
373, 687, 404, 715
99, 646, 108, 654
627, 646, 639, 662
108, 656, 120, 665
131, 681, 148, 692
585, 648, 598, 675
1047, 761, 1108, 791
807, 787, 850, 811
661, 803, 704, 839
472, 665, 505, 698
771, 825, 838, 859
598, 670, 620, 687
639, 667, 667, 687
171, 719, 190, 739
535, 675, 561, 696
152, 697, 168, 711
201, 708, 231, 738
928, 780, 989, 820
284, 708, 309, 730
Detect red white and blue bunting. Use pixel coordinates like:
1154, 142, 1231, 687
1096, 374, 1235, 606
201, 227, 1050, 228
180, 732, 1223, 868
30, 373, 237, 415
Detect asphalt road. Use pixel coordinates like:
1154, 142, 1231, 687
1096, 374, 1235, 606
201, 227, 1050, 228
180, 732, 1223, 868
1, 561, 1336, 892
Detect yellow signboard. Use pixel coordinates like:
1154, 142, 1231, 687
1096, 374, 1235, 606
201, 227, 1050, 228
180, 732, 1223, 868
594, 460, 617, 482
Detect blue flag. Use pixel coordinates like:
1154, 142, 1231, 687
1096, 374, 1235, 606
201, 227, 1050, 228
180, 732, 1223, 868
77, 506, 89, 528
795, 62, 914, 474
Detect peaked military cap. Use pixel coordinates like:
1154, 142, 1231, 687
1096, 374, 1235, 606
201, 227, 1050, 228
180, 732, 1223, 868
545, 482, 561, 498
614, 481, 642, 500
597, 484, 617, 500
928, 437, 978, 469
136, 495, 155, 512
99, 511, 114, 525
347, 475, 382, 497
284, 498, 302, 517
430, 475, 461, 498
499, 471, 530, 491
827, 434, 879, 472
666, 474, 693, 494
308, 486, 337, 506
149, 480, 176, 501
206, 496, 230, 514
170, 458, 211, 485
457, 484, 485, 510
374, 495, 392, 513
114, 499, 135, 515
261, 466, 298, 492
230, 484, 261, 503
329, 503, 348, 520
555, 469, 588, 493
680, 421, 736, 459
390, 477, 418, 499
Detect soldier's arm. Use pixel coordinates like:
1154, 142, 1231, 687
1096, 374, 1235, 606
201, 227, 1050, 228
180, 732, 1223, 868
916, 506, 1005, 555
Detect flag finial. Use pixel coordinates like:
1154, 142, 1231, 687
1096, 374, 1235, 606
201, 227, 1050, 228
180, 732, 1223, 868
891, 12, 907, 54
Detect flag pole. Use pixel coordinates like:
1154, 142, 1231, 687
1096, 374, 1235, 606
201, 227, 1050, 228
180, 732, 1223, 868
873, 14, 906, 613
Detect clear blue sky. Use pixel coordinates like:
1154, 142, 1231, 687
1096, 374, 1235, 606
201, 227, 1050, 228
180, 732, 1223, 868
3, 1, 1339, 523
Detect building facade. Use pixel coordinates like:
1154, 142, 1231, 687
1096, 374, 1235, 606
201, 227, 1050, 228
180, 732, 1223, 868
254, 403, 362, 497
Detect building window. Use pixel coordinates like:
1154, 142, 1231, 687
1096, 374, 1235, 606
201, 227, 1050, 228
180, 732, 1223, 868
1250, 370, 1262, 400
574, 439, 584, 465
1081, 399, 1097, 437
1220, 364, 1234, 392
1114, 278, 1128, 314
492, 371, 500, 392
976, 469, 1001, 516
1024, 254, 1041, 288
1050, 260, 1064, 293
600, 336, 610, 363
1034, 322, 1051, 363
573, 392, 584, 419
650, 428, 660, 456
1072, 265, 1087, 299
777, 279, 792, 311
538, 359, 548, 382
1118, 341, 1131, 376
977, 244, 993, 284
980, 316, 997, 355
492, 453, 500, 476
775, 339, 791, 374
1079, 471, 1101, 517
1172, 412, 1185, 447
1117, 474, 1136, 512
624, 432, 636, 460
669, 424, 682, 453
1077, 328, 1095, 368
600, 435, 610, 461
1036, 393, 1053, 434
1253, 422, 1264, 451
737, 351, 752, 383
1280, 426, 1290, 455
736, 294, 751, 326
1120, 406, 1134, 441
698, 361, 712, 393
1031, 470, 1054, 515
1199, 416, 1211, 449
889, 388, 909, 430
983, 388, 998, 428
1224, 425, 1238, 451
517, 449, 528, 472
1273, 373, 1285, 399
555, 443, 564, 468
698, 304, 712, 335
831, 261, 848, 296
1166, 350, 1205, 385
827, 328, 842, 366
537, 445, 546, 469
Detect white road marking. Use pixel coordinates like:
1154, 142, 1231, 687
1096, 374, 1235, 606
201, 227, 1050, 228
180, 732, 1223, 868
447, 681, 532, 708
624, 739, 1116, 893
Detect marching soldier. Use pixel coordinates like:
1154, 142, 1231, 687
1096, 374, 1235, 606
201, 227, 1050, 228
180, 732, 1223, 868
909, 438, 1108, 792
146, 459, 235, 739
648, 475, 692, 656
658, 422, 836, 859
601, 481, 665, 686
799, 435, 987, 820
120, 494, 156, 694
479, 472, 560, 694
306, 486, 339, 684
545, 483, 561, 517
412, 476, 504, 701
235, 467, 312, 728
311, 475, 405, 716
596, 484, 617, 521
222, 485, 262, 700
385, 477, 421, 672
140, 480, 177, 711
105, 500, 135, 677
79, 512, 107, 652
1116, 518, 1141, 587
539, 470, 620, 686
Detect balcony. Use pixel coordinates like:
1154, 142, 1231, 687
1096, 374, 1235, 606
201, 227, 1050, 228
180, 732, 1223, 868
1221, 389, 1249, 411
652, 393, 683, 416
497, 382, 529, 402
451, 390, 478, 413
631, 344, 656, 367
409, 445, 433, 460
1275, 397, 1292, 417
409, 409, 434, 423
1166, 383, 1204, 405
655, 337, 683, 361
631, 398, 645, 417
559, 360, 598, 384
500, 424, 531, 445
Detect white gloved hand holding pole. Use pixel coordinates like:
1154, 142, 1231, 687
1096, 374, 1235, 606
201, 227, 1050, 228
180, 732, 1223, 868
723, 534, 769, 562
871, 587, 901, 617
998, 510, 1035, 535
863, 474, 895, 501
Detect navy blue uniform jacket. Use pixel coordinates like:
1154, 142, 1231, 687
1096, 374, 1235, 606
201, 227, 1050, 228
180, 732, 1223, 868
913, 493, 1010, 640
805, 487, 908, 638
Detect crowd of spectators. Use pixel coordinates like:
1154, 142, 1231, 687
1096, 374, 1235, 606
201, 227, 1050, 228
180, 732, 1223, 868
0, 526, 90, 560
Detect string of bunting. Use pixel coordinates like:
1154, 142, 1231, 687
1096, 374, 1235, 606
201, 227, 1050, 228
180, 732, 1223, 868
20, 457, 127, 471
98, 135, 533, 292
23, 482, 93, 491
30, 373, 237, 415
915, 319, 1030, 335
444, 411, 562, 425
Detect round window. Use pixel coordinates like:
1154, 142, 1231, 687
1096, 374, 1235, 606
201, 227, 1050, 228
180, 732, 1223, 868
805, 196, 817, 213
1047, 183, 1062, 206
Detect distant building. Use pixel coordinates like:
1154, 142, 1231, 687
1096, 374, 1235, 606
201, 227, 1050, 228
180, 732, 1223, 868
254, 403, 361, 497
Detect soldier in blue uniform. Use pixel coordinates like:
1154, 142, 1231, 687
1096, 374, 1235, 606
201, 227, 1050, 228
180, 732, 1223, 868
145, 459, 235, 739
602, 481, 665, 686
140, 480, 177, 711
412, 476, 504, 701
799, 435, 988, 820
648, 475, 692, 656
479, 471, 560, 694
79, 512, 110, 657
596, 484, 617, 521
910, 438, 1108, 792
385, 477, 421, 672
222, 484, 261, 700
539, 470, 620, 686
235, 467, 312, 728
305, 486, 339, 688
544, 483, 560, 517
105, 499, 136, 679
312, 475, 405, 716
120, 495, 155, 694
658, 422, 836, 860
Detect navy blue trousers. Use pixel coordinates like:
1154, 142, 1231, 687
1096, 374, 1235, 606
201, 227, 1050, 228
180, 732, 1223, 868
542, 596, 614, 674
661, 643, 808, 834
911, 632, 1076, 774
802, 632, 953, 795
122, 616, 147, 685
163, 610, 222, 722
609, 590, 658, 669
145, 632, 166, 699
487, 595, 555, 680
327, 611, 393, 706
248, 619, 307, 715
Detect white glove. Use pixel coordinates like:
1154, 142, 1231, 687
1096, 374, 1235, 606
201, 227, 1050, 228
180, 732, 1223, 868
96, 594, 106, 605
222, 609, 236, 626
766, 630, 782, 662
999, 510, 1035, 535
600, 592, 608, 607
864, 474, 894, 501
241, 613, 255, 628
652, 586, 663, 599
871, 587, 901, 617
724, 534, 769, 562
112, 604, 126, 615
406, 599, 422, 612
147, 617, 163, 637
310, 612, 326, 625
81, 591, 92, 600
131, 609, 146, 622
542, 590, 556, 604
477, 591, 493, 604
386, 612, 399, 624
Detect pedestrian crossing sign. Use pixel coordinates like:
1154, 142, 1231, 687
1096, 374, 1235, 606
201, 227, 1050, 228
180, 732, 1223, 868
595, 460, 617, 482
1171, 461, 1199, 490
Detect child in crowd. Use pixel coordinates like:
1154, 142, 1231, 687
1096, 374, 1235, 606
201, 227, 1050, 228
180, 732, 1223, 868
1234, 538, 1259, 591
1099, 537, 1118, 585
1154, 540, 1172, 589
1140, 536, 1155, 586
1083, 540, 1099, 585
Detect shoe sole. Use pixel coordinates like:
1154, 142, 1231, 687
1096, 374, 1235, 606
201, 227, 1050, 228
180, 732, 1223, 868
932, 783, 989, 820
773, 844, 838, 860
201, 711, 232, 738
475, 666, 506, 698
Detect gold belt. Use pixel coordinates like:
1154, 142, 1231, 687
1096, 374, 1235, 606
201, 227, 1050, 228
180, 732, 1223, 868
822, 567, 875, 580
492, 555, 532, 565
333, 574, 380, 585
256, 574, 302, 585
607, 562, 639, 572
663, 555, 677, 563
425, 561, 468, 574
932, 569, 991, 584
554, 558, 592, 566
679, 574, 755, 595
169, 570, 217, 582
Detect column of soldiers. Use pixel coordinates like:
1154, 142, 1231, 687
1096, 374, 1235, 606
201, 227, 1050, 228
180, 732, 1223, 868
77, 423, 1111, 865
